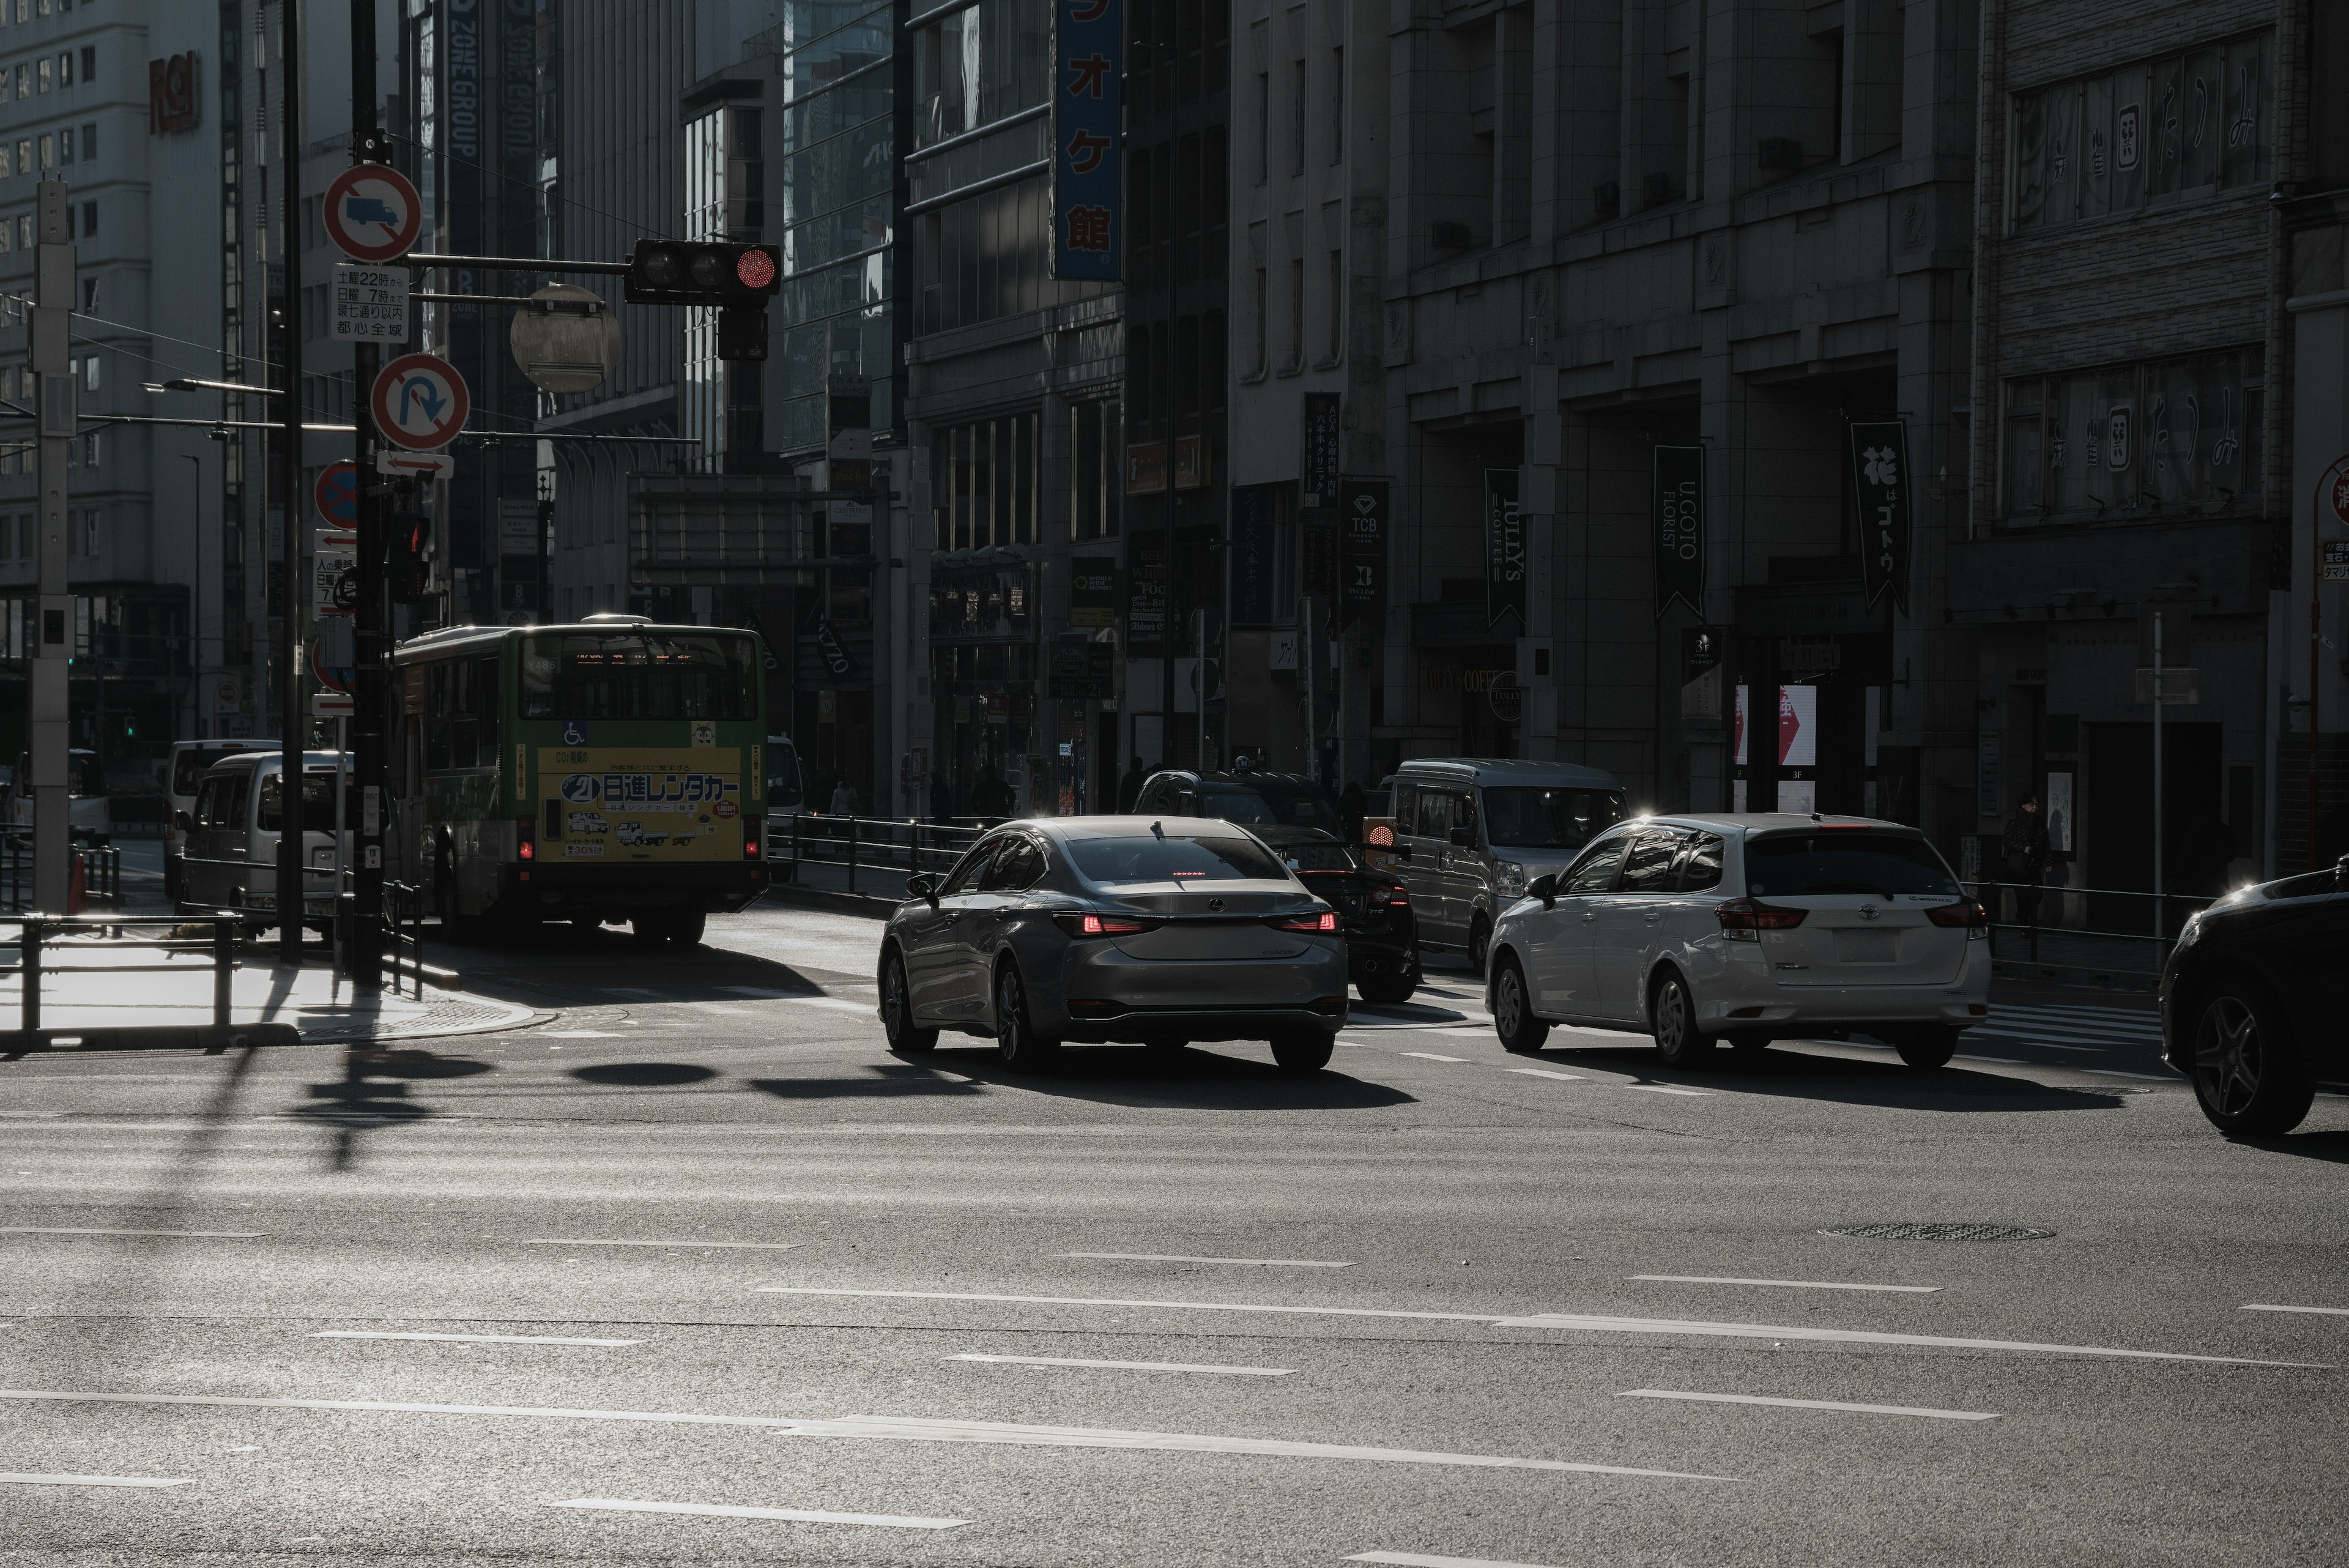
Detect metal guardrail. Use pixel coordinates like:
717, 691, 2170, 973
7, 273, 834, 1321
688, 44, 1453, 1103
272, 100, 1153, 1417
0, 833, 121, 912
382, 880, 428, 1000
1964, 876, 2217, 981
5, 914, 243, 1033
770, 814, 998, 896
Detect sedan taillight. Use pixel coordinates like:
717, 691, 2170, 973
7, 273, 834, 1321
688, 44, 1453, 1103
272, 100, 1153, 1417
1055, 912, 1158, 937
1269, 910, 1340, 933
1715, 898, 1806, 942
1928, 899, 1991, 938
1369, 883, 1408, 907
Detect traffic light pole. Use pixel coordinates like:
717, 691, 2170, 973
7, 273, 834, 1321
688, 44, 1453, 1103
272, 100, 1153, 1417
31, 181, 70, 913
276, 0, 306, 965
349, 0, 385, 989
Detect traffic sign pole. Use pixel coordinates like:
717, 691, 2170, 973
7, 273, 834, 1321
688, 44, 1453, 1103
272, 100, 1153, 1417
277, 0, 306, 967
348, 0, 387, 990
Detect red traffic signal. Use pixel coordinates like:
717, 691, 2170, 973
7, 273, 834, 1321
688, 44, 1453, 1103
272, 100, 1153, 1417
625, 239, 784, 306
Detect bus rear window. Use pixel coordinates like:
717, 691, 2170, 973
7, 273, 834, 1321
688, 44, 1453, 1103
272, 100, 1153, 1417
521, 634, 757, 721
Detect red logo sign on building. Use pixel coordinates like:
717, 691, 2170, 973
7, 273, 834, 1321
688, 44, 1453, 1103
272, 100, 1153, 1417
148, 54, 199, 133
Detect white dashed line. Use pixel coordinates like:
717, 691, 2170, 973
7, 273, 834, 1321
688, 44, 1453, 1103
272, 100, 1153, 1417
522, 1238, 800, 1251
1956, 1055, 2025, 1064
311, 1331, 643, 1347
0, 1472, 193, 1488
2082, 1068, 2176, 1081
948, 1353, 1295, 1377
1630, 1276, 1939, 1294
1505, 1068, 1586, 1081
0, 1226, 264, 1239
1624, 1085, 1713, 1097
549, 1498, 967, 1529
1347, 1553, 1563, 1568
2241, 1303, 2349, 1317
1399, 1052, 1468, 1063
547, 1031, 626, 1039
1619, 1388, 1996, 1421
1064, 1252, 1353, 1268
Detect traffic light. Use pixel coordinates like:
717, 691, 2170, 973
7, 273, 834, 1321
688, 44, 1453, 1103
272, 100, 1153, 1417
623, 240, 782, 307
385, 510, 429, 605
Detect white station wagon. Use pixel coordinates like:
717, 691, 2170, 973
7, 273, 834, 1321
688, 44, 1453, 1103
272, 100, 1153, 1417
1485, 813, 1991, 1069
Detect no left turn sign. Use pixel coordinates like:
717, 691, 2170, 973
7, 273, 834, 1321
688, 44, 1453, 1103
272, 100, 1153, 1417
371, 353, 470, 450
324, 165, 423, 264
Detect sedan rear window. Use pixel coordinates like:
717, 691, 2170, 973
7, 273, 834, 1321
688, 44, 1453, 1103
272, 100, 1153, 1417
1745, 832, 1959, 898
1069, 833, 1288, 885
1278, 841, 1356, 873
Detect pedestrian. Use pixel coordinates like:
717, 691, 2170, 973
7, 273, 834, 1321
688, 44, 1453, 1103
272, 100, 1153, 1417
2002, 793, 2050, 929
1116, 754, 1149, 814
829, 775, 860, 818
972, 762, 1015, 820
1338, 779, 1367, 842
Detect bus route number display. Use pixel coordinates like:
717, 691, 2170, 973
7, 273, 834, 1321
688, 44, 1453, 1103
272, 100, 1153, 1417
546, 748, 744, 861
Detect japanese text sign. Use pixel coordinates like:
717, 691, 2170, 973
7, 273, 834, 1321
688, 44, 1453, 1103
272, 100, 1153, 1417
1051, 0, 1121, 280
1849, 420, 1912, 617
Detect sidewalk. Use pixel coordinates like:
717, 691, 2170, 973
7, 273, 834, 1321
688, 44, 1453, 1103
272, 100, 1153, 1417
0, 935, 539, 1046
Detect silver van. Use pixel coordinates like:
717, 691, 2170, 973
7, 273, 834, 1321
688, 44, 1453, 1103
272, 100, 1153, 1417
165, 738, 280, 903
1388, 758, 1626, 972
177, 750, 354, 933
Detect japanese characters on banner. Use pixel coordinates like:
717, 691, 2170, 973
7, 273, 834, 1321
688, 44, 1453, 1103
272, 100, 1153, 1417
1652, 445, 1705, 619
1849, 420, 1912, 616
1483, 467, 1524, 630
1052, 0, 1121, 280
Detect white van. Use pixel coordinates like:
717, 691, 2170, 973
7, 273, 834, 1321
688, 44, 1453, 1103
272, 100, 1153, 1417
7, 749, 113, 844
176, 750, 354, 933
165, 739, 280, 903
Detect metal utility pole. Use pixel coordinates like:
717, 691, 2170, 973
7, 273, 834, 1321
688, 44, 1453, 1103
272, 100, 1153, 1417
348, 0, 385, 988
31, 180, 71, 912
275, 0, 308, 964
2153, 609, 2164, 939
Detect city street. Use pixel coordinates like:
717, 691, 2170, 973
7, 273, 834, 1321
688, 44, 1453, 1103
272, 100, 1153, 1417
1, 894, 2342, 1567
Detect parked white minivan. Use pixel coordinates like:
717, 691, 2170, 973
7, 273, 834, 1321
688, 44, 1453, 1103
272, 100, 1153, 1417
1485, 813, 1992, 1069
176, 750, 354, 934
164, 739, 280, 904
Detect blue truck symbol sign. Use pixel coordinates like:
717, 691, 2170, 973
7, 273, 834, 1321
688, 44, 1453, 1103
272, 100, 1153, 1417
344, 195, 401, 230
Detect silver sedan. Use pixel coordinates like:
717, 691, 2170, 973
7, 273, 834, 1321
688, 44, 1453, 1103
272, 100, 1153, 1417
877, 816, 1349, 1071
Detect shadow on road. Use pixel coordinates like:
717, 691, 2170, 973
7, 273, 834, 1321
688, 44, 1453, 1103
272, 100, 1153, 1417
293, 1044, 445, 1169
571, 1061, 719, 1087
1532, 1042, 2132, 1112
749, 1061, 986, 1099
2236, 1128, 2349, 1163
895, 1043, 1419, 1111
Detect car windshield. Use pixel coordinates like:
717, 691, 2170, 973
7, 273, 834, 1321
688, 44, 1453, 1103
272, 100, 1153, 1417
1745, 832, 1960, 898
1276, 841, 1356, 873
1068, 832, 1290, 885
1198, 783, 1343, 834
68, 754, 106, 798
1480, 786, 1622, 849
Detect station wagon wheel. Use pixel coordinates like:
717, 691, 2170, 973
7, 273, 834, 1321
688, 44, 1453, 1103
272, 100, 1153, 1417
1649, 968, 1713, 1068
881, 950, 938, 1055
2190, 981, 2313, 1137
1491, 956, 1548, 1054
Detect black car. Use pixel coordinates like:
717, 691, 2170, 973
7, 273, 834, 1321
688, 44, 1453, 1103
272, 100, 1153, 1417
2161, 859, 2349, 1135
1253, 825, 1420, 1004
1132, 770, 1349, 838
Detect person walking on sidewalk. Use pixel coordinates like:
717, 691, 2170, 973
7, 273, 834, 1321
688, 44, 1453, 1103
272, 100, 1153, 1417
2003, 793, 2051, 941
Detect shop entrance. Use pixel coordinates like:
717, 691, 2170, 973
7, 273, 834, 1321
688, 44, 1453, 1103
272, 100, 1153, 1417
2085, 721, 2224, 932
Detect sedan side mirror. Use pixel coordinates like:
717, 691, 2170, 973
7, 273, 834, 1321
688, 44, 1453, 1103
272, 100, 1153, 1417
1527, 873, 1558, 909
1448, 827, 1474, 848
905, 872, 940, 907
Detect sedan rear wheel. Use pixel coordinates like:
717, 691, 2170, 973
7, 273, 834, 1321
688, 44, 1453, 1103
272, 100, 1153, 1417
993, 964, 1058, 1071
881, 950, 938, 1055
2191, 982, 2312, 1136
1650, 970, 1713, 1068
1269, 1028, 1334, 1073
1491, 957, 1548, 1054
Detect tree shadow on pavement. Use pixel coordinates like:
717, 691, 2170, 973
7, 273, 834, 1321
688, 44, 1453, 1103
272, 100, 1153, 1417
571, 1061, 719, 1087
908, 1043, 1419, 1111
1533, 1042, 2131, 1112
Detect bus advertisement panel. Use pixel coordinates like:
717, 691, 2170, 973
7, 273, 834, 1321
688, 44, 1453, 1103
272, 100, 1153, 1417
546, 749, 746, 862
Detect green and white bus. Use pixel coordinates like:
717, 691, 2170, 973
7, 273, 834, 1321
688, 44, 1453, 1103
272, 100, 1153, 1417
391, 614, 770, 945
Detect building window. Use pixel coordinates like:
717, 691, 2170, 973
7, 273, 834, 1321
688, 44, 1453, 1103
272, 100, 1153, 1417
78, 121, 91, 161
2012, 32, 2268, 232
1255, 71, 1269, 185
81, 351, 95, 392
1330, 48, 1344, 163
1286, 258, 1304, 371
37, 133, 50, 169
1252, 265, 1267, 376
2002, 347, 2262, 522
56, 49, 69, 87
36, 56, 48, 94
1326, 247, 1343, 362
1291, 59, 1306, 174
78, 199, 92, 236
1070, 397, 1123, 541
931, 411, 1042, 551
78, 46, 92, 83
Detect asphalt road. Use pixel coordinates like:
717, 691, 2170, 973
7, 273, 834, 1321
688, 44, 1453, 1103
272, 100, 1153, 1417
2, 896, 2343, 1567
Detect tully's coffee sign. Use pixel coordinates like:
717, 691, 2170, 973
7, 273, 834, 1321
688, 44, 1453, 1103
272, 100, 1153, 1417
1653, 445, 1704, 619
1483, 467, 1524, 630
1849, 420, 1912, 616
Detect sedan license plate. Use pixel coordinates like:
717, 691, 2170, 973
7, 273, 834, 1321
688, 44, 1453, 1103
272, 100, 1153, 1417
1833, 929, 1899, 964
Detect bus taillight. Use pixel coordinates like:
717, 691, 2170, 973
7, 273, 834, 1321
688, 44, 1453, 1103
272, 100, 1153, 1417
743, 834, 760, 859
517, 816, 535, 861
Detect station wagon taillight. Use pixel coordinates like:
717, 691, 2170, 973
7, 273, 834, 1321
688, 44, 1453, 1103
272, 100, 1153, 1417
1928, 899, 1991, 938
1715, 898, 1806, 941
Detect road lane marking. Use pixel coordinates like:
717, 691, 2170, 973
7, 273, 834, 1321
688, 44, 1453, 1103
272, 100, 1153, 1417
949, 1353, 1295, 1377
0, 1389, 1729, 1481
1399, 1052, 1468, 1063
524, 1238, 800, 1251
1505, 1068, 1586, 1081
547, 1031, 626, 1039
1618, 1389, 1996, 1421
0, 1472, 193, 1488
311, 1331, 642, 1347
1348, 1553, 1563, 1568
754, 1289, 2304, 1365
2082, 1069, 2176, 1081
1488, 1313, 2314, 1365
1630, 1276, 1939, 1295
549, 1497, 967, 1529
1064, 1252, 1353, 1268
1956, 1055, 2025, 1064
719, 987, 872, 1013
2242, 1303, 2349, 1317
0, 1226, 264, 1239
1624, 1085, 1713, 1096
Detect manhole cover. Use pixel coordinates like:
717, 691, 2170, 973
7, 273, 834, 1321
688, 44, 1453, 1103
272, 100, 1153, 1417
1820, 1222, 2055, 1243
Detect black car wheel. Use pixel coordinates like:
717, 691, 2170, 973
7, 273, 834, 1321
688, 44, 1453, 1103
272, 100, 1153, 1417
1491, 956, 1548, 1054
993, 964, 1058, 1071
1650, 968, 1713, 1068
1269, 1028, 1334, 1073
1726, 1031, 1772, 1055
881, 950, 938, 1055
1357, 971, 1417, 1005
1889, 1026, 1959, 1071
1467, 915, 1492, 976
2190, 981, 2313, 1136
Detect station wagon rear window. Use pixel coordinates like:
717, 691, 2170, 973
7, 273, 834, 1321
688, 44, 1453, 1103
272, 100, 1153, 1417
1069, 833, 1287, 885
1745, 832, 1959, 898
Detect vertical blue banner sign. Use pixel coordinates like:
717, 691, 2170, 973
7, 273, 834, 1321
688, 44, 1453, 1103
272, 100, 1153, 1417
1052, 0, 1121, 280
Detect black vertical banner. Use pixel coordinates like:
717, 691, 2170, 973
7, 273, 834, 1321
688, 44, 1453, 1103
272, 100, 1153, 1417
1653, 445, 1704, 619
1483, 467, 1524, 629
445, 0, 483, 582
1849, 420, 1912, 616
1338, 477, 1387, 628
1301, 392, 1340, 507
